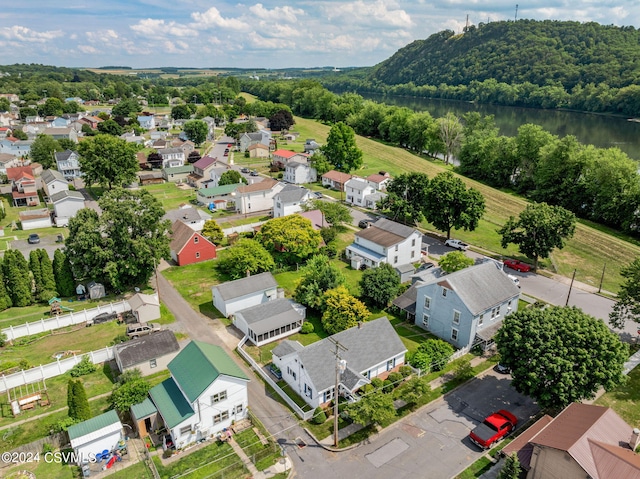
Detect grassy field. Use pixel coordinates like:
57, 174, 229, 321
153, 440, 248, 479
290, 115, 640, 292
595, 365, 640, 425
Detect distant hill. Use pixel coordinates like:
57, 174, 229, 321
370, 20, 640, 90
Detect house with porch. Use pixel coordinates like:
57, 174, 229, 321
169, 221, 217, 266
345, 218, 422, 269
7, 167, 39, 206
271, 149, 309, 170
321, 170, 352, 191
114, 329, 179, 376
137, 115, 156, 130
344, 177, 376, 207
234, 178, 285, 215
42, 168, 69, 198
272, 317, 406, 409
366, 172, 393, 191
55, 150, 82, 179
233, 298, 305, 346
162, 164, 193, 183
272, 185, 312, 218
283, 161, 317, 185
130, 341, 249, 450
159, 148, 185, 168
212, 271, 279, 317
239, 130, 271, 152
408, 262, 520, 350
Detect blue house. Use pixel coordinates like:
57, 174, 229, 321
397, 262, 520, 350
137, 115, 156, 130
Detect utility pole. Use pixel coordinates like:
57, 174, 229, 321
514, 4, 519, 21
598, 263, 606, 293
328, 337, 347, 448
565, 269, 576, 306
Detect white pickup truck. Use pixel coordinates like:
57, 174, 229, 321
444, 239, 469, 251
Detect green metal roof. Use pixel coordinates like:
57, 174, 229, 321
130, 397, 157, 421
164, 165, 194, 174
169, 341, 249, 403
149, 378, 194, 429
197, 183, 241, 197
67, 410, 121, 441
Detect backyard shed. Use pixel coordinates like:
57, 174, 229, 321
87, 281, 106, 300
68, 410, 123, 466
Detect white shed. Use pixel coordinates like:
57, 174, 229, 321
87, 281, 106, 300
67, 410, 123, 465
19, 209, 52, 230
129, 293, 161, 323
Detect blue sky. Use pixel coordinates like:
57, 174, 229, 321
1, 1, 638, 69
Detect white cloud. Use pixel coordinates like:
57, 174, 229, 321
78, 45, 99, 54
191, 7, 249, 30
0, 25, 64, 42
323, 0, 414, 28
130, 19, 193, 38
249, 4, 304, 23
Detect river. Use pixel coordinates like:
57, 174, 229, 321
362, 93, 640, 161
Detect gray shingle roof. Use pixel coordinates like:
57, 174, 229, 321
163, 206, 211, 224
424, 262, 521, 315
295, 317, 406, 392
212, 272, 278, 301
114, 329, 179, 369
235, 298, 304, 335
54, 149, 76, 161
372, 218, 418, 239
272, 340, 304, 357
160, 148, 185, 156
391, 282, 420, 315
346, 178, 370, 191
41, 168, 65, 184
276, 185, 310, 203
51, 190, 84, 203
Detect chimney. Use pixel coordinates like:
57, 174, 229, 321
630, 428, 640, 451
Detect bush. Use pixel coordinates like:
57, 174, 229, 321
69, 356, 97, 377
320, 241, 338, 259
382, 379, 394, 393
0, 332, 6, 348
361, 384, 374, 394
320, 226, 338, 244
42, 443, 54, 454
51, 417, 79, 433
310, 407, 327, 425
300, 322, 315, 334
453, 359, 474, 381
387, 372, 403, 385
370, 377, 383, 390
399, 365, 413, 377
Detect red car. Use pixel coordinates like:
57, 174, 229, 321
504, 259, 531, 272
469, 409, 517, 449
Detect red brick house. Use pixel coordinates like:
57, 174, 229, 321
169, 221, 217, 266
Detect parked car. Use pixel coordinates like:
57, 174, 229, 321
417, 261, 435, 272
250, 170, 259, 176
494, 363, 511, 374
126, 322, 161, 339
358, 219, 371, 228
504, 259, 532, 272
27, 233, 40, 244
313, 191, 324, 198
469, 410, 517, 449
241, 167, 250, 173
444, 239, 468, 250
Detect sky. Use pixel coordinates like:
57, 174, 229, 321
1, 1, 638, 69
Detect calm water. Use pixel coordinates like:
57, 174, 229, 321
363, 93, 640, 160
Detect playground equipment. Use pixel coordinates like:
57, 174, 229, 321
7, 379, 50, 417
49, 297, 74, 316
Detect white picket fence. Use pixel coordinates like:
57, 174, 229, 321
0, 346, 115, 393
2, 300, 131, 341
222, 221, 265, 236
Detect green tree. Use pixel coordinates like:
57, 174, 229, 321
610, 257, 640, 328
359, 263, 400, 308
410, 339, 455, 372
437, 112, 463, 165
496, 306, 627, 410
0, 97, 10, 112
438, 251, 474, 273
424, 172, 485, 239
29, 135, 61, 169
346, 390, 396, 427
40, 97, 64, 117
110, 370, 151, 412
0, 266, 12, 310
38, 249, 57, 301
320, 122, 363, 173
11, 130, 28, 140
305, 200, 352, 226
29, 249, 43, 300
321, 286, 370, 335
3, 249, 32, 307
217, 238, 275, 280
379, 172, 430, 224
111, 99, 141, 117
256, 215, 323, 265
183, 119, 208, 146
309, 152, 332, 176
498, 453, 521, 479
171, 104, 192, 120
67, 379, 91, 421
53, 249, 76, 297
97, 118, 124, 136
218, 170, 247, 186
201, 219, 224, 244
294, 254, 346, 309
498, 202, 576, 271
78, 134, 139, 189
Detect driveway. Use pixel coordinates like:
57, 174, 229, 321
10, 234, 63, 259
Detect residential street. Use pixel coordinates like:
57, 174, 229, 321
156, 266, 539, 479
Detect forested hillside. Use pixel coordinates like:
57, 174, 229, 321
372, 20, 640, 89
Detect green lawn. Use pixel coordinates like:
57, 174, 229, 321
153, 440, 248, 479
142, 182, 201, 212
595, 365, 640, 425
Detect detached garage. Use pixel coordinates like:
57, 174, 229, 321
19, 209, 52, 230
67, 410, 123, 466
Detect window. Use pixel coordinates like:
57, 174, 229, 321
304, 384, 313, 399
442, 288, 448, 298
424, 297, 431, 309
287, 366, 297, 380
213, 410, 230, 424
150, 358, 157, 368
234, 404, 243, 415
194, 236, 199, 244
395, 245, 398, 251
491, 307, 500, 319
453, 310, 461, 325
195, 252, 200, 259
179, 425, 192, 436
451, 328, 458, 341
478, 314, 484, 326
394, 256, 398, 264
411, 251, 415, 258
211, 391, 227, 404
422, 314, 429, 327
387, 359, 395, 371
412, 238, 416, 247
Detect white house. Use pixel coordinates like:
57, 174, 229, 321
159, 148, 185, 168
114, 329, 179, 376
234, 178, 285, 215
67, 410, 123, 466
345, 218, 422, 269
366, 172, 393, 191
129, 292, 161, 323
233, 298, 305, 346
163, 205, 212, 232
131, 341, 249, 450
41, 168, 69, 198
272, 317, 406, 409
137, 115, 156, 130
51, 190, 85, 227
55, 150, 82, 179
321, 170, 352, 191
273, 185, 312, 218
344, 177, 376, 207
283, 161, 317, 184
212, 272, 279, 317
